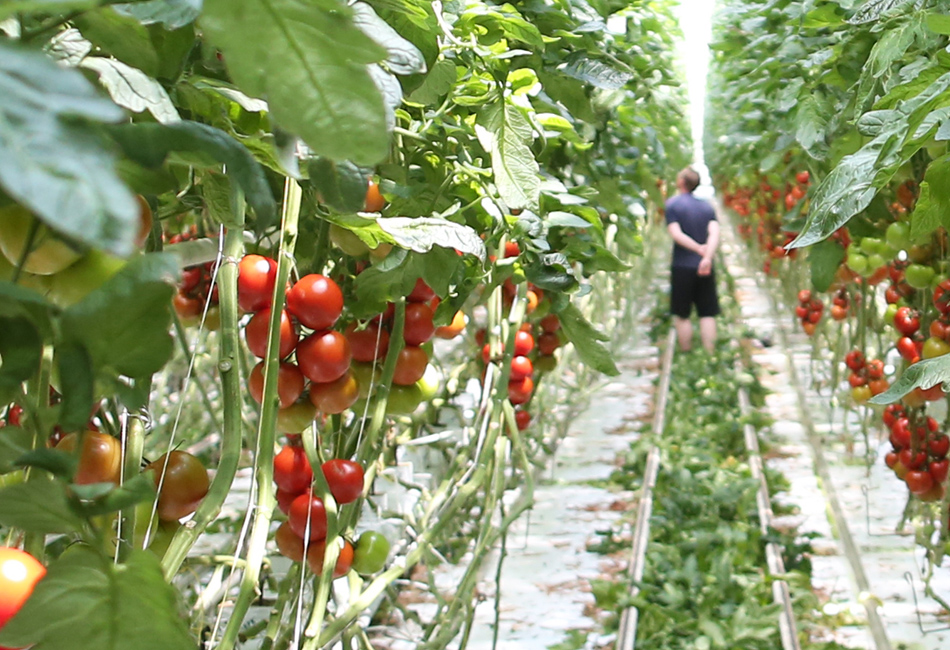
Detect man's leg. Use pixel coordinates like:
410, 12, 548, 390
674, 316, 693, 351
699, 316, 716, 352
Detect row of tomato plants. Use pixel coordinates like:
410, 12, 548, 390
0, 1, 692, 648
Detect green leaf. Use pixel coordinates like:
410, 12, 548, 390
475, 100, 541, 212
108, 121, 276, 227
56, 341, 96, 432
15, 448, 78, 480
0, 547, 195, 650
73, 7, 160, 76
911, 155, 950, 238
0, 316, 42, 396
201, 0, 390, 165
80, 58, 180, 124
0, 42, 140, 257
0, 479, 83, 533
869, 355, 950, 404
407, 59, 457, 105
557, 303, 619, 377
927, 12, 950, 35
113, 0, 202, 28
0, 427, 33, 474
559, 55, 633, 90
808, 239, 846, 292
794, 96, 828, 157
0, 0, 99, 19
353, 2, 425, 76
849, 0, 917, 25
61, 253, 177, 379
79, 472, 156, 516
309, 159, 371, 214
378, 217, 486, 260
199, 172, 236, 227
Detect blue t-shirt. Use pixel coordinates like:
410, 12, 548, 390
665, 192, 717, 268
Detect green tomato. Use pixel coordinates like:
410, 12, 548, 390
349, 362, 381, 399
351, 530, 390, 575
276, 402, 317, 433
0, 204, 83, 275
922, 336, 950, 359
846, 252, 868, 274
386, 384, 424, 415
883, 303, 899, 326
864, 254, 886, 276
47, 250, 126, 308
329, 224, 370, 257
885, 222, 912, 250
416, 364, 442, 402
859, 237, 883, 256
904, 263, 936, 290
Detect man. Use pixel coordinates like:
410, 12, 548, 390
665, 167, 720, 352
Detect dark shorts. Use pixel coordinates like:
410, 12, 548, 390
670, 266, 720, 319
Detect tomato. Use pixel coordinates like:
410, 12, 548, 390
830, 304, 847, 321
886, 221, 912, 250
514, 409, 531, 431
0, 205, 83, 275
922, 336, 950, 359
882, 405, 904, 429
525, 289, 539, 314
55, 431, 121, 485
321, 459, 364, 504
537, 332, 560, 356
306, 538, 354, 578
364, 179, 386, 212
276, 401, 317, 433
173, 292, 204, 325
510, 355, 533, 381
540, 314, 560, 333
46, 250, 125, 309
351, 531, 390, 575
906, 469, 934, 495
513, 330, 535, 356
288, 493, 328, 541
274, 520, 307, 562
309, 371, 360, 414
893, 459, 909, 480
900, 448, 928, 471
797, 289, 812, 304
329, 224, 371, 257
346, 321, 389, 362
933, 279, 950, 313
930, 319, 950, 341
796, 170, 810, 185
238, 254, 278, 312
844, 349, 865, 372
248, 361, 305, 408
885, 451, 899, 469
273, 444, 313, 494
403, 302, 436, 346
297, 330, 351, 383
407, 278, 436, 302
893, 307, 920, 336
386, 383, 424, 414
504, 241, 520, 258
896, 336, 920, 363
392, 346, 428, 386
930, 459, 950, 484
245, 307, 298, 359
929, 435, 950, 459
801, 320, 817, 336
508, 376, 534, 405
145, 451, 209, 521
848, 373, 867, 388
286, 275, 344, 331
868, 378, 890, 396
435, 310, 466, 339
0, 547, 46, 631
918, 481, 945, 502
349, 362, 381, 399
790, 185, 805, 200
919, 382, 946, 401
904, 263, 935, 290
850, 384, 872, 404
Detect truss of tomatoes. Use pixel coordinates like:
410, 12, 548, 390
169, 228, 221, 329
794, 289, 823, 337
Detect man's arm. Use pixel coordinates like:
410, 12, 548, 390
667, 221, 707, 256
697, 220, 720, 276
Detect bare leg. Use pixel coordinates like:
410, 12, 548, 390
699, 316, 716, 353
674, 316, 692, 351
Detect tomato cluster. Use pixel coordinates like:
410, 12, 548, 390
844, 350, 889, 404
168, 228, 221, 329
883, 405, 949, 501
794, 290, 823, 336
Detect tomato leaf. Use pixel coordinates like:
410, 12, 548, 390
107, 121, 276, 228
56, 341, 96, 432
113, 0, 201, 29
200, 0, 390, 165
0, 0, 100, 19
61, 253, 177, 379
353, 2, 426, 76
910, 155, 950, 238
0, 547, 195, 650
869, 355, 950, 404
0, 316, 42, 401
14, 448, 78, 480
378, 216, 486, 260
557, 303, 619, 377
77, 473, 157, 516
0, 479, 84, 533
80, 57, 180, 124
309, 159, 372, 214
475, 100, 541, 212
73, 7, 160, 76
0, 427, 33, 474
809, 239, 846, 292
0, 42, 140, 257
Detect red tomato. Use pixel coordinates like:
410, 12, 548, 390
929, 434, 950, 458
392, 346, 428, 386
508, 376, 534, 405
297, 330, 351, 383
274, 520, 307, 562
933, 279, 950, 313
238, 254, 278, 312
537, 332, 560, 356
288, 493, 328, 541
0, 547, 46, 630
868, 378, 890, 396
882, 403, 904, 429
434, 310, 466, 340
510, 355, 533, 381
844, 349, 865, 372
514, 410, 531, 431
797, 289, 812, 304
306, 538, 354, 578
540, 314, 560, 333
286, 275, 344, 332
173, 292, 203, 321
514, 330, 535, 356
274, 445, 313, 494
146, 451, 210, 521
403, 302, 436, 346
345, 322, 389, 362
407, 278, 435, 303
309, 371, 360, 414
321, 459, 364, 504
865, 358, 884, 379
891, 418, 911, 448
276, 487, 299, 515
896, 336, 920, 363
900, 448, 927, 471
504, 241, 520, 258
796, 170, 810, 185
55, 431, 121, 485
893, 306, 920, 336
364, 179, 386, 212
248, 361, 305, 408
906, 469, 934, 495
847, 373, 867, 388
930, 459, 950, 484
245, 307, 298, 359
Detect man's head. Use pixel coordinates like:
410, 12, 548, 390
676, 167, 701, 194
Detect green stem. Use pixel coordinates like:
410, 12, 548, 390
161, 187, 247, 578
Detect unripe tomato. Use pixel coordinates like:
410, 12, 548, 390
309, 371, 360, 414
0, 205, 83, 275
321, 459, 364, 504
248, 361, 305, 408
0, 547, 46, 630
306, 538, 353, 578
146, 451, 210, 521
238, 254, 278, 313
392, 346, 428, 386
351, 531, 390, 575
286, 275, 344, 332
274, 520, 307, 562
922, 336, 950, 359
276, 401, 317, 433
386, 383, 424, 415
904, 263, 935, 290
364, 179, 386, 213
55, 431, 122, 485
